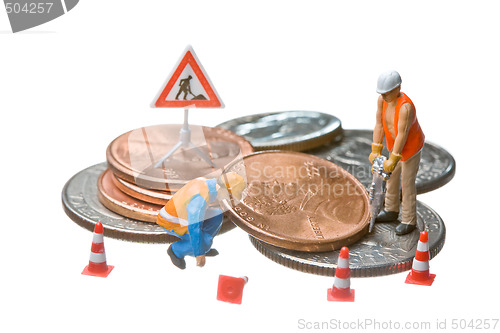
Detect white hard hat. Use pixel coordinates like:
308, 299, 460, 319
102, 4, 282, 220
376, 70, 402, 94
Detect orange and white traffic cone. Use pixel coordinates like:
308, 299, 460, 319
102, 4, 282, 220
217, 275, 248, 304
405, 231, 435, 286
327, 247, 355, 302
82, 222, 114, 278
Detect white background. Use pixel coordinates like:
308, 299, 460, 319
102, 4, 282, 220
1, 1, 499, 332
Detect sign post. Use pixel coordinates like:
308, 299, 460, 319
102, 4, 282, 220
152, 45, 224, 169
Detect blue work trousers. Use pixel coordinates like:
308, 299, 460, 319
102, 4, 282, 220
163, 209, 223, 259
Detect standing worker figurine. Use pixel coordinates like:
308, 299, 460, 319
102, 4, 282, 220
368, 70, 425, 235
156, 172, 246, 269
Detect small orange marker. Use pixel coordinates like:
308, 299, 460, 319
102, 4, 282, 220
327, 247, 355, 302
405, 231, 436, 286
82, 223, 114, 278
217, 275, 248, 304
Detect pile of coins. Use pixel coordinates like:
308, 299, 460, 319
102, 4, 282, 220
63, 110, 454, 275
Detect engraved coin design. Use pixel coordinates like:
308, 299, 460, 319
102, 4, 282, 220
221, 151, 370, 252
62, 163, 235, 243
107, 125, 254, 190
250, 201, 445, 277
217, 111, 343, 151
306, 129, 455, 193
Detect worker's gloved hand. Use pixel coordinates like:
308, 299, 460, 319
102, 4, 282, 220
368, 143, 384, 164
196, 255, 206, 267
383, 152, 402, 173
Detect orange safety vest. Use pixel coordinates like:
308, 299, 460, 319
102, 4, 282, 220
382, 93, 425, 161
156, 178, 213, 236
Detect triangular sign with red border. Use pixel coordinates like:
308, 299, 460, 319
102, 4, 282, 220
153, 45, 224, 108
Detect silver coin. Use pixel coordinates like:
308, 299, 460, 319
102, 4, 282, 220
250, 201, 445, 277
62, 163, 235, 243
217, 111, 343, 151
306, 129, 455, 194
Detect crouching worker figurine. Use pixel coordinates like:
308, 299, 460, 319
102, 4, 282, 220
369, 70, 425, 236
156, 172, 246, 269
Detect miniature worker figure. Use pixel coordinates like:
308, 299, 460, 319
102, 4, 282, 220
369, 71, 425, 235
156, 172, 246, 269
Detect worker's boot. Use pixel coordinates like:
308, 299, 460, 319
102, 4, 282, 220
167, 245, 186, 270
395, 223, 416, 236
205, 248, 219, 257
375, 210, 399, 222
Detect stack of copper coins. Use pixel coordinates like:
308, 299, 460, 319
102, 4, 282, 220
98, 124, 254, 223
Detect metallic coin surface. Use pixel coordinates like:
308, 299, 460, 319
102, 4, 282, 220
98, 169, 163, 223
306, 129, 456, 194
250, 201, 445, 277
62, 163, 235, 243
107, 125, 254, 190
111, 173, 172, 206
222, 151, 370, 252
217, 111, 343, 151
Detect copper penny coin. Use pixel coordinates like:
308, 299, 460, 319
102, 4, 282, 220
111, 173, 172, 206
98, 169, 162, 223
221, 151, 370, 252
107, 125, 254, 190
